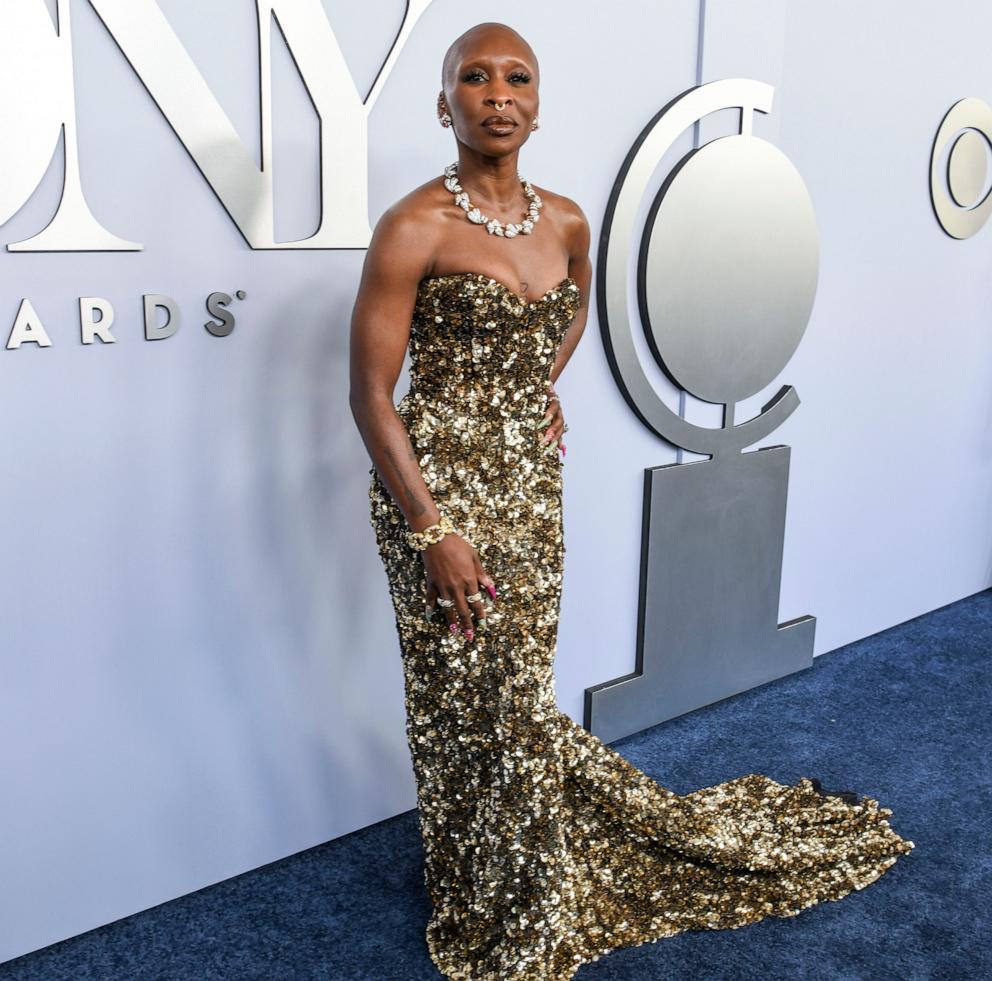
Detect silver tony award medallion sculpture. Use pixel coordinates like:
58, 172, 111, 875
586, 79, 820, 743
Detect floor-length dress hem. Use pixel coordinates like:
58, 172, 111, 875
420, 773, 912, 981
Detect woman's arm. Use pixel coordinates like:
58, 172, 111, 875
538, 198, 592, 452
550, 198, 592, 385
350, 199, 496, 640
349, 204, 442, 535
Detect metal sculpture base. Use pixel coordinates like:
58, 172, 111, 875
584, 444, 815, 744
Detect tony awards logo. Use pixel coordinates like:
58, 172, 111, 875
587, 79, 819, 743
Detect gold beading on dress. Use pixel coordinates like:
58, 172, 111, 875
368, 272, 914, 981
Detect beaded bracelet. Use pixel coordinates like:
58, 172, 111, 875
406, 514, 457, 551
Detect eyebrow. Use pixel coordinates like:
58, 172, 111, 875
458, 56, 533, 71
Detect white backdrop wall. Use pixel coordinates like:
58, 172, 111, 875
1, 0, 989, 962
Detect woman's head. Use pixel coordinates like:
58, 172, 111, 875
438, 23, 540, 154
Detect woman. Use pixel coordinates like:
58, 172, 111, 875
349, 21, 914, 981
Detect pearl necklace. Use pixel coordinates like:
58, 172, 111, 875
443, 161, 542, 238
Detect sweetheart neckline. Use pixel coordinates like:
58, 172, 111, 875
419, 271, 578, 307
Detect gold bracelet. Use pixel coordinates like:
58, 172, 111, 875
406, 514, 457, 551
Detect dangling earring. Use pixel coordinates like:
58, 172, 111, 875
437, 90, 452, 128
531, 116, 540, 131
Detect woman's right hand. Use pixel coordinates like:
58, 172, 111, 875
422, 535, 497, 641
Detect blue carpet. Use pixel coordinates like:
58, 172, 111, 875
3, 588, 989, 980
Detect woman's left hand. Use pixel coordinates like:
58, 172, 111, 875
540, 381, 568, 457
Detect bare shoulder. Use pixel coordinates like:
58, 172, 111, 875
375, 177, 448, 240
535, 186, 587, 221
531, 184, 591, 258
365, 177, 448, 282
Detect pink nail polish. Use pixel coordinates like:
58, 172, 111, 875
487, 584, 497, 598
464, 630, 474, 641
449, 623, 460, 634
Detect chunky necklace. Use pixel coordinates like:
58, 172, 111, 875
443, 161, 542, 238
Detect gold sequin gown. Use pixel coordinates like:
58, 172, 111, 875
367, 272, 915, 981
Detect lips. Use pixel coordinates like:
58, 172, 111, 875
482, 115, 516, 128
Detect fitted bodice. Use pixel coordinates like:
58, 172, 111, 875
395, 271, 580, 466
403, 272, 581, 403
387, 271, 582, 515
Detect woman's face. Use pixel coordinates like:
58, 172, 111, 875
444, 37, 539, 153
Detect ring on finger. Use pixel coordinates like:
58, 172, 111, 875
437, 597, 455, 608
466, 591, 483, 603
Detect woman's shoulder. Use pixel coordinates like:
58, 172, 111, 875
528, 183, 590, 253
529, 184, 588, 226
369, 177, 447, 258
380, 176, 449, 227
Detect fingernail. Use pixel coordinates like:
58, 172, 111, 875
478, 619, 488, 631
449, 623, 460, 634
464, 629, 474, 641
424, 606, 434, 620
560, 443, 566, 456
487, 584, 497, 598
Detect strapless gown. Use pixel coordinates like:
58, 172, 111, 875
367, 272, 914, 981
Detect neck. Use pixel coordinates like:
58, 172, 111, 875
453, 150, 523, 209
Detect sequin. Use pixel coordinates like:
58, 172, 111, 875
367, 272, 914, 980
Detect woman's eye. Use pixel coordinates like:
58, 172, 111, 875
463, 70, 531, 83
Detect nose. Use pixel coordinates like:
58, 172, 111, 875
488, 95, 512, 109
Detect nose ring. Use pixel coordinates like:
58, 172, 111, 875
494, 102, 506, 111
